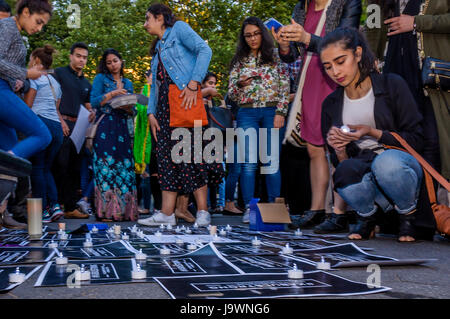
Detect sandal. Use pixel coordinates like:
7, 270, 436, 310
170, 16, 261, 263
348, 214, 377, 240
398, 212, 416, 242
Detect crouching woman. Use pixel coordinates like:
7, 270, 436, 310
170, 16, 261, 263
320, 28, 434, 242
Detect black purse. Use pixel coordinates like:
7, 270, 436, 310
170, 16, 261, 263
421, 57, 450, 92
205, 95, 233, 131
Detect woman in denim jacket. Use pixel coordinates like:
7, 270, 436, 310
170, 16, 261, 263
139, 3, 224, 227
90, 48, 138, 222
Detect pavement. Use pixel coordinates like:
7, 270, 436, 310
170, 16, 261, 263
0, 213, 449, 300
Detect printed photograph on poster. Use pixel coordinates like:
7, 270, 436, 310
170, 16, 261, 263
154, 271, 391, 299
0, 265, 42, 293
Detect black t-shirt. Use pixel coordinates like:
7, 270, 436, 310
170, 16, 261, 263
52, 65, 92, 117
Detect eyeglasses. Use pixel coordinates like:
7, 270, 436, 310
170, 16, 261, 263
244, 31, 262, 39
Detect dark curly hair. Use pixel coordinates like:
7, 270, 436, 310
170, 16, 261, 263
147, 3, 178, 56
97, 48, 124, 76
31, 44, 56, 69
230, 16, 275, 70
318, 27, 376, 88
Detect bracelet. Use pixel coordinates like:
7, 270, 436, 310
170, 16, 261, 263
187, 84, 198, 92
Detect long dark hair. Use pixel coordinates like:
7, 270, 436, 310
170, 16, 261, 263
16, 0, 52, 16
318, 27, 376, 88
230, 17, 275, 70
147, 3, 178, 56
97, 48, 124, 76
31, 44, 55, 69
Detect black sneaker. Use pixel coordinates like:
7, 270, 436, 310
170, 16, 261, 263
289, 209, 326, 229
314, 213, 349, 234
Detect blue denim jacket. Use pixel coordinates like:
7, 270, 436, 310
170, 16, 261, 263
90, 73, 134, 111
147, 21, 212, 115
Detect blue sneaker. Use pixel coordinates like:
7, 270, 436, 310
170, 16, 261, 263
51, 204, 64, 222
42, 207, 53, 223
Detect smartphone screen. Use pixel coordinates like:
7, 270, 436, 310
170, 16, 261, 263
264, 18, 283, 32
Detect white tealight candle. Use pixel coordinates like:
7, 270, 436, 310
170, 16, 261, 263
316, 256, 331, 270
176, 239, 184, 245
154, 231, 162, 237
135, 249, 147, 260
282, 243, 293, 254
122, 233, 129, 241
131, 264, 147, 280
185, 227, 192, 234
137, 231, 145, 239
114, 225, 121, 235
160, 246, 171, 255
83, 239, 93, 248
175, 226, 181, 233
48, 240, 58, 249
295, 228, 303, 236
252, 236, 261, 246
212, 234, 220, 242
187, 244, 197, 250
55, 252, 68, 265
9, 267, 26, 283
226, 224, 232, 232
166, 224, 173, 230
131, 225, 138, 233
193, 223, 199, 229
180, 225, 186, 231
219, 229, 227, 236
75, 264, 91, 281
195, 239, 203, 245
91, 226, 98, 233
160, 224, 165, 230
288, 264, 304, 279
59, 232, 68, 240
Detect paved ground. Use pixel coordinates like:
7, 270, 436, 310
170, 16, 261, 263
0, 214, 449, 300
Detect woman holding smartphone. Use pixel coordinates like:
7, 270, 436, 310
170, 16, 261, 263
228, 17, 290, 223
140, 3, 223, 227
272, 0, 362, 233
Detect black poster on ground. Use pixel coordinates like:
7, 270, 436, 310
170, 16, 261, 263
127, 242, 190, 257
0, 247, 56, 265
214, 243, 280, 256
226, 254, 316, 274
0, 265, 42, 293
154, 271, 391, 299
55, 241, 135, 259
291, 243, 435, 268
263, 239, 340, 251
34, 243, 243, 287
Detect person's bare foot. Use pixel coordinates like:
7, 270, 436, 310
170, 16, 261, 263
348, 233, 362, 240
224, 202, 243, 214
398, 235, 415, 242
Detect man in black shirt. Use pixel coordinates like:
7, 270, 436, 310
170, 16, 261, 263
53, 42, 95, 219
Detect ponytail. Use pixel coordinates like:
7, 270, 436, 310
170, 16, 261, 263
31, 44, 56, 69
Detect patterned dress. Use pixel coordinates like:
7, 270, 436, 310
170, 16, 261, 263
155, 62, 224, 193
92, 75, 138, 222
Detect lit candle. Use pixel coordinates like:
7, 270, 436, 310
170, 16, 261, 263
252, 236, 261, 246
288, 264, 304, 279
55, 252, 68, 265
135, 249, 147, 260
48, 240, 58, 249
160, 246, 171, 255
131, 264, 147, 280
27, 198, 42, 237
282, 243, 293, 254
9, 267, 25, 283
219, 229, 227, 236
295, 228, 303, 236
75, 264, 91, 281
316, 256, 331, 270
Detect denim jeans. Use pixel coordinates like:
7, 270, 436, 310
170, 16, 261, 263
236, 107, 283, 207
337, 150, 423, 217
30, 116, 63, 208
225, 139, 242, 202
0, 79, 51, 159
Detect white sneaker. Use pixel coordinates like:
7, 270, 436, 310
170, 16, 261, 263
77, 199, 92, 215
138, 211, 176, 226
242, 209, 250, 224
196, 210, 211, 227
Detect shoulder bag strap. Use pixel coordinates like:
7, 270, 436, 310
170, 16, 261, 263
46, 75, 58, 106
390, 132, 450, 193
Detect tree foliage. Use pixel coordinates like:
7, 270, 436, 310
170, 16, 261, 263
5, 0, 367, 93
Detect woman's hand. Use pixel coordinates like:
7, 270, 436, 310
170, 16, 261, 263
27, 65, 46, 80
273, 114, 285, 129
237, 76, 254, 88
148, 113, 160, 142
326, 126, 354, 150
384, 14, 415, 36
180, 80, 199, 110
202, 87, 220, 98
280, 19, 311, 45
111, 89, 128, 98
61, 119, 70, 137
271, 27, 290, 53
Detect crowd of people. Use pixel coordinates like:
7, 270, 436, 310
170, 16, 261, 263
0, 0, 448, 243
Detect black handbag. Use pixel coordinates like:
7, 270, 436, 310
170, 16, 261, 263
205, 95, 233, 131
421, 57, 450, 92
